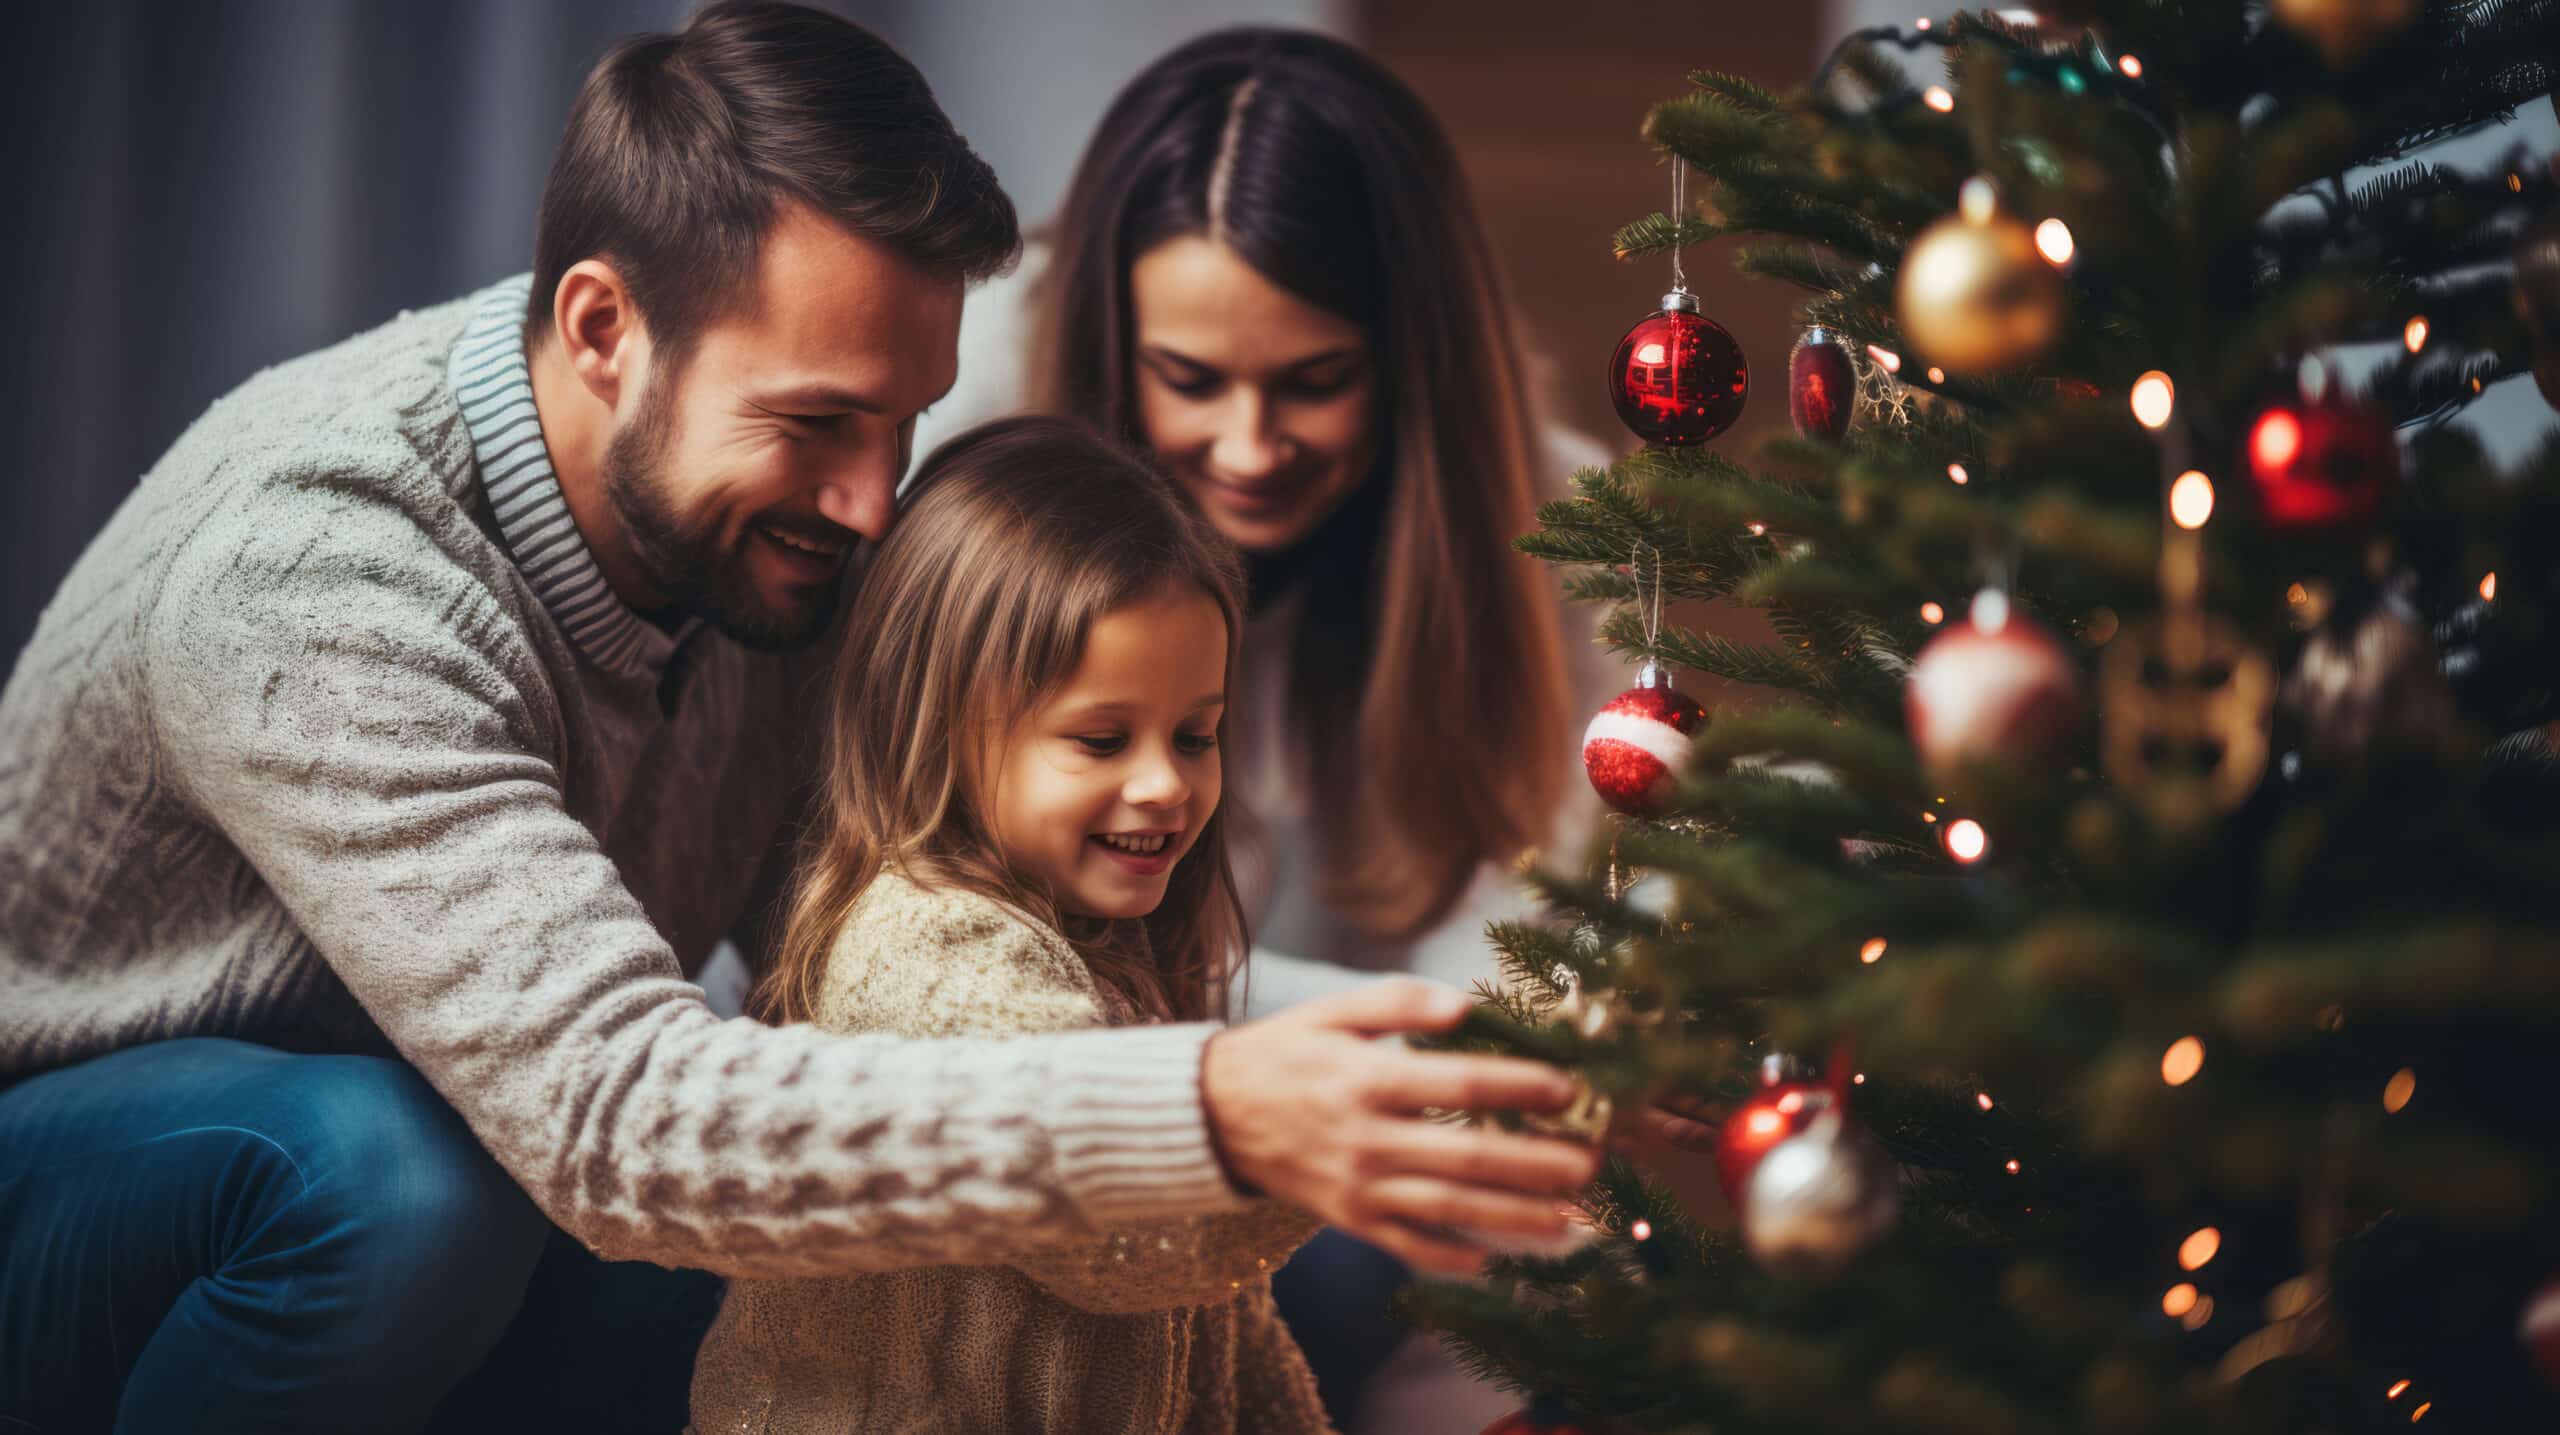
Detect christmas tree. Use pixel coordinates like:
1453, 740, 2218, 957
1411, 4, 2560, 1432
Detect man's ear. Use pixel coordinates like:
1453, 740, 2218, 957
550, 259, 649, 412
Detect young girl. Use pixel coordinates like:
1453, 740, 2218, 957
687, 416, 1330, 1435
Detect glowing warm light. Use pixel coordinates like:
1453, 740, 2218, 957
1926, 365, 1946, 384
2389, 1380, 2411, 1399
1747, 521, 1768, 536
2471, 376, 2484, 392
2004, 1158, 2021, 1174
1922, 811, 1938, 823
2511, 171, 2526, 193
2481, 572, 2498, 601
2118, 54, 2144, 78
1861, 937, 1888, 964
1946, 818, 1986, 861
2162, 1036, 2206, 1086
2287, 582, 2310, 605
2162, 1283, 2198, 1318
1948, 462, 1970, 485
1867, 344, 1902, 374
1971, 589, 2009, 633
1630, 1219, 1653, 1241
1958, 176, 1997, 223
1915, 15, 1932, 29
2252, 409, 2303, 471
2179, 1227, 2221, 1270
1976, 1092, 1995, 1111
2412, 1403, 2431, 1422
2384, 1067, 2416, 1113
1920, 601, 1946, 625
2130, 371, 2175, 428
1923, 85, 1955, 113
2169, 471, 2215, 530
2034, 218, 2075, 266
2404, 316, 2429, 352
1853, 1072, 1867, 1084
1636, 341, 1668, 366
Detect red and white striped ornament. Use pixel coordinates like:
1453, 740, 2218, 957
1583, 661, 1709, 815
1905, 590, 2082, 778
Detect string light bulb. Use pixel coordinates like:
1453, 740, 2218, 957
2412, 1403, 2431, 1422
2118, 53, 2144, 78
1926, 365, 1946, 384
2384, 1067, 2416, 1113
2388, 1381, 2411, 1399
1948, 462, 1970, 485
1920, 601, 1946, 625
2404, 316, 2429, 352
1976, 1092, 1995, 1111
2480, 572, 2497, 601
1945, 818, 1987, 862
2131, 371, 2175, 428
2169, 471, 2215, 529
2003, 1157, 2021, 1174
1867, 343, 1902, 374
1923, 85, 1955, 112
2179, 1227, 2220, 1269
1629, 1219, 1652, 1241
2034, 218, 2075, 266
2162, 1283, 2198, 1318
1860, 937, 1888, 964
2162, 1035, 2206, 1085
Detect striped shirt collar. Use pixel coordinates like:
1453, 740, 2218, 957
447, 274, 693, 679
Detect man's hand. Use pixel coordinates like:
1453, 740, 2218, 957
1200, 980, 1602, 1276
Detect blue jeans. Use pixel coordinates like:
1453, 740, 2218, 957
1271, 1226, 1413, 1429
0, 1038, 718, 1434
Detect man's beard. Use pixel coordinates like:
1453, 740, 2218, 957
597, 370, 847, 653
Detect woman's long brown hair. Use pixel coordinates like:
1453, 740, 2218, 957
1031, 27, 1569, 938
753, 416, 1249, 1027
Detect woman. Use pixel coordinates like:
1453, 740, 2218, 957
912, 28, 1616, 1430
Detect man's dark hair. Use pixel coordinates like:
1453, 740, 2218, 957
527, 0, 1019, 356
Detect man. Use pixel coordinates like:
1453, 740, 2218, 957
0, 5, 1598, 1431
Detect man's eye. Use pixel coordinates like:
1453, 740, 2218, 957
1071, 735, 1127, 755
791, 412, 849, 431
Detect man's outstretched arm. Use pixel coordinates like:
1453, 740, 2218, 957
144, 495, 1593, 1279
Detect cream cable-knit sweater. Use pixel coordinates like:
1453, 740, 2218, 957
0, 282, 1240, 1278
690, 871, 1331, 1435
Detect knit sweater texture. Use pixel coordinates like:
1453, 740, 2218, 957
0, 281, 1239, 1277
689, 871, 1330, 1434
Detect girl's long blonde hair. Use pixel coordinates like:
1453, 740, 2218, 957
754, 415, 1249, 1027
1034, 28, 1569, 937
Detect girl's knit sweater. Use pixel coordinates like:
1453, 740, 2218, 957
689, 870, 1333, 1435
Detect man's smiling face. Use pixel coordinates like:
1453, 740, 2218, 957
601, 202, 963, 651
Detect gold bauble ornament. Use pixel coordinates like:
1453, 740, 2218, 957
2270, 0, 2420, 71
1896, 207, 2065, 373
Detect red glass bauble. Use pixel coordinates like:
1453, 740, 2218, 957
1788, 326, 1855, 439
2244, 399, 2398, 534
1715, 1079, 1834, 1203
1905, 598, 2083, 777
1608, 292, 1748, 445
1582, 662, 1710, 815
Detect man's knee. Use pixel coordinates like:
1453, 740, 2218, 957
261, 1056, 550, 1326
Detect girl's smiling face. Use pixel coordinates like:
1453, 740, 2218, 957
985, 580, 1229, 920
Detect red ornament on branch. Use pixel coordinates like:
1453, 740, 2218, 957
2245, 397, 2398, 535
1582, 661, 1710, 815
1716, 1078, 1835, 1202
1905, 590, 2084, 777
1788, 326, 1855, 439
1608, 290, 1749, 446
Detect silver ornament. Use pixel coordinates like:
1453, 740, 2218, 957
2281, 597, 2457, 767
1740, 1110, 1900, 1277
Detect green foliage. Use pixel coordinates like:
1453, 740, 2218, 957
1434, 2, 2560, 1430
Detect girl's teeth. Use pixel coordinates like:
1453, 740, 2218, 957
1101, 833, 1168, 854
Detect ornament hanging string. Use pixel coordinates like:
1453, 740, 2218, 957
1669, 160, 1687, 295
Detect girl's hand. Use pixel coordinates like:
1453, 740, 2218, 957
1199, 980, 1602, 1276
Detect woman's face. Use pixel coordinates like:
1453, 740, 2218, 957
1128, 236, 1379, 554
